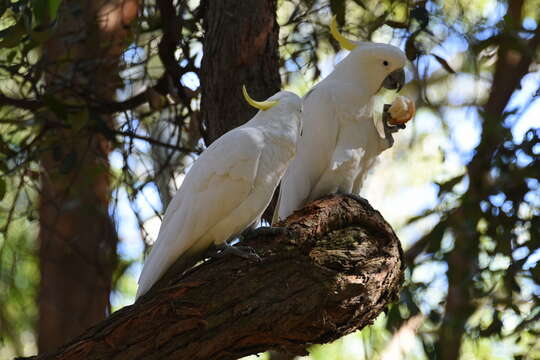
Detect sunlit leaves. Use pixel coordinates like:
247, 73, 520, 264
0, 17, 25, 48
0, 0, 62, 48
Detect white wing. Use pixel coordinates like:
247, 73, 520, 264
276, 85, 338, 220
137, 128, 264, 297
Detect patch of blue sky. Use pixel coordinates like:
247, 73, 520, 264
523, 17, 537, 30
410, 35, 467, 81
412, 260, 449, 310
504, 72, 540, 143
483, 0, 507, 26
411, 108, 440, 134
109, 149, 124, 170
398, 213, 441, 248
489, 192, 506, 207
134, 182, 163, 219
113, 188, 144, 260
122, 45, 146, 65
284, 56, 306, 73
513, 246, 530, 262
133, 137, 151, 153
517, 276, 540, 299
515, 148, 534, 167
524, 248, 540, 271
524, 179, 539, 201
442, 106, 482, 161
474, 26, 500, 41
397, 183, 439, 216
181, 71, 199, 91
433, 32, 469, 57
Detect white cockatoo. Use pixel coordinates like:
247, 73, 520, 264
136, 88, 302, 299
274, 17, 415, 222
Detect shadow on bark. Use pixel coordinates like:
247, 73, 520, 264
24, 194, 404, 360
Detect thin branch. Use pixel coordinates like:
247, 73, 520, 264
111, 129, 200, 153
0, 92, 42, 111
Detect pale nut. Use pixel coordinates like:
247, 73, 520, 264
388, 96, 416, 125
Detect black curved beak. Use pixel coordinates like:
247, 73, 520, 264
382, 68, 405, 92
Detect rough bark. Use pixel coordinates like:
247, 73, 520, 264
38, 0, 139, 352
200, 0, 281, 145
26, 195, 404, 360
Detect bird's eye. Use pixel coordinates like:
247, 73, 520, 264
383, 60, 389, 66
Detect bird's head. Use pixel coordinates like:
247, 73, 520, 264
242, 86, 302, 117
330, 16, 407, 94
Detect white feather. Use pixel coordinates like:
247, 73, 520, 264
137, 91, 302, 298
275, 43, 407, 222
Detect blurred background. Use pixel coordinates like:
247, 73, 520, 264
0, 0, 538, 358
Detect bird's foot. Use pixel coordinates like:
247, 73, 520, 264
383, 104, 407, 148
338, 192, 374, 211
210, 242, 262, 262
242, 226, 289, 241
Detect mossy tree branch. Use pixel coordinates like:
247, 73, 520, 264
24, 195, 404, 360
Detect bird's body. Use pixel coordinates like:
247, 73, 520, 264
275, 23, 408, 222
137, 90, 302, 299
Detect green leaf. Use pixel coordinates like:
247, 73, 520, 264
31, 0, 62, 26
0, 178, 6, 201
0, 18, 26, 48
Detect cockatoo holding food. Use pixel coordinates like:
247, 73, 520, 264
275, 17, 415, 222
137, 87, 302, 299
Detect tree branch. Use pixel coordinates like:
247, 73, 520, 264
0, 92, 43, 111
23, 195, 404, 360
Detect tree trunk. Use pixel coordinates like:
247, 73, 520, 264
200, 0, 282, 222
38, 0, 139, 352
200, 0, 281, 145
23, 195, 404, 360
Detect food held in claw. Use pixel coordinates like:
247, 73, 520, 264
387, 96, 416, 125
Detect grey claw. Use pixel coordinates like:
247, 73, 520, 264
383, 104, 406, 147
211, 242, 261, 262
242, 226, 288, 241
339, 193, 374, 211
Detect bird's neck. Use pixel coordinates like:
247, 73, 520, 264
247, 110, 300, 135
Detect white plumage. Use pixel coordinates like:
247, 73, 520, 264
275, 18, 409, 222
137, 90, 302, 298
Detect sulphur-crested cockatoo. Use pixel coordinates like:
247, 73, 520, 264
137, 88, 302, 298
274, 17, 415, 222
